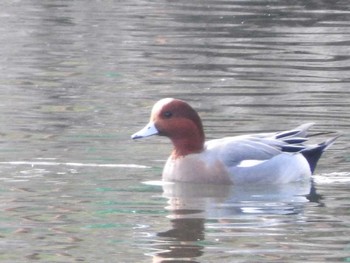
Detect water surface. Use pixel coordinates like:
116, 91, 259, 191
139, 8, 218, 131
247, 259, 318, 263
0, 0, 349, 262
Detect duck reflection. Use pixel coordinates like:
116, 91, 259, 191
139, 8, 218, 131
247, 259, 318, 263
151, 180, 320, 262
156, 218, 205, 260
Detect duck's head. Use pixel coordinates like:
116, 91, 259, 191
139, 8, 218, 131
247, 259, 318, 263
132, 98, 205, 157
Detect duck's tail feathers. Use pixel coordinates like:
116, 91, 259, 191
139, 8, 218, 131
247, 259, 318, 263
301, 136, 339, 174
276, 123, 315, 140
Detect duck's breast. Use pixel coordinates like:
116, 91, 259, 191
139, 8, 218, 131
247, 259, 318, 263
162, 152, 232, 184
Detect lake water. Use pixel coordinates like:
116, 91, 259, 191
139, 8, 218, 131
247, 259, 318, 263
0, 0, 350, 262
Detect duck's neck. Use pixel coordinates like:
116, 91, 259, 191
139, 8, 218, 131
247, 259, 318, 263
170, 130, 205, 158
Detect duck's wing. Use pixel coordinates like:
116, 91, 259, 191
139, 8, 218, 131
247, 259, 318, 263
206, 137, 283, 167
205, 123, 315, 167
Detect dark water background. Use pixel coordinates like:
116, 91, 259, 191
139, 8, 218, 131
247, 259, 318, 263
0, 0, 349, 262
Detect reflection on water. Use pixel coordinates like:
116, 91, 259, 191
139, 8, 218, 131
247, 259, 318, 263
149, 181, 313, 262
0, 0, 349, 262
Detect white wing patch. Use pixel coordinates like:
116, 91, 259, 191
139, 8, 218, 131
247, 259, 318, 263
237, 159, 267, 168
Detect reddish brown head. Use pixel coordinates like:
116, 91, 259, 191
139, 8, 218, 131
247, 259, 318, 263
132, 98, 205, 158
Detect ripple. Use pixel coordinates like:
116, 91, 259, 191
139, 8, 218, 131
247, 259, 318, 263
0, 161, 150, 169
313, 172, 350, 184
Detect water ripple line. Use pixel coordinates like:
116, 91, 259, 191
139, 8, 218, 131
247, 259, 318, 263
0, 161, 150, 169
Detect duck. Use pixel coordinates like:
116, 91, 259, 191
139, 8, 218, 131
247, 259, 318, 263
131, 98, 337, 185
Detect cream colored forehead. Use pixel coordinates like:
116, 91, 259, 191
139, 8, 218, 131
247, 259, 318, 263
151, 98, 174, 115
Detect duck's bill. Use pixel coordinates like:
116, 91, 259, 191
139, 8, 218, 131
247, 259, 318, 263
131, 122, 159, 139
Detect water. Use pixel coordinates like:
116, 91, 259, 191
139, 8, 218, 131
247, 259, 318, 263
0, 0, 349, 262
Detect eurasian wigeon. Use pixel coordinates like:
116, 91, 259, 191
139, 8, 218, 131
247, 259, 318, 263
132, 98, 337, 184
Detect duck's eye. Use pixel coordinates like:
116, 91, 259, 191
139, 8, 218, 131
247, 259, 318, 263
163, 111, 173, 118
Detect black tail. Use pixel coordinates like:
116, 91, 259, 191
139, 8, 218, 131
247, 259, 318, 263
301, 137, 338, 174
